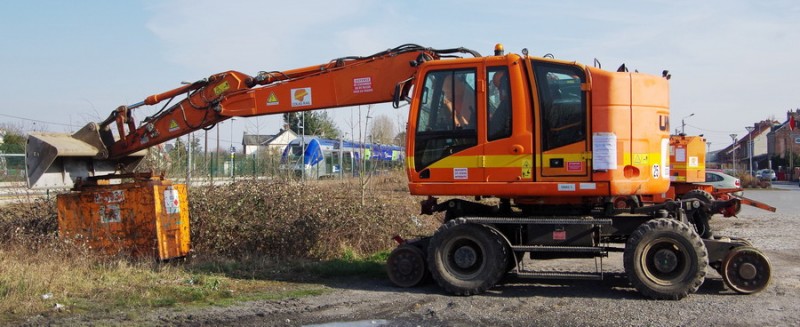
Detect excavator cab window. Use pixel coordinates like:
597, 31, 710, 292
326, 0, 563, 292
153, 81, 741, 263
533, 63, 586, 151
415, 69, 478, 170
487, 67, 512, 141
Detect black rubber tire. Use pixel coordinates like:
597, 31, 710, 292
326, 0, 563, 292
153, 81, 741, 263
624, 218, 708, 300
387, 244, 429, 288
721, 246, 771, 294
681, 190, 715, 239
428, 218, 509, 296
681, 189, 715, 204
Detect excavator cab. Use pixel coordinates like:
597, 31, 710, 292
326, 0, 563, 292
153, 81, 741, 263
406, 53, 671, 198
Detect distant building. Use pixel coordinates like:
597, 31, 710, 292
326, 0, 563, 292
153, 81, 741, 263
767, 109, 800, 180
242, 127, 297, 155
713, 120, 776, 174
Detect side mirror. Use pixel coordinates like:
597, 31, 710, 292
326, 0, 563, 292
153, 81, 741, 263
392, 77, 414, 109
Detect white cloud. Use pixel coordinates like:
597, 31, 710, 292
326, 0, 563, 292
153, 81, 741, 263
142, 0, 800, 149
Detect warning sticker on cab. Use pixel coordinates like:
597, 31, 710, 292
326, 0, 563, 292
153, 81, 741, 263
266, 92, 279, 106
522, 159, 532, 178
454, 168, 468, 180
291, 88, 312, 107
567, 161, 583, 171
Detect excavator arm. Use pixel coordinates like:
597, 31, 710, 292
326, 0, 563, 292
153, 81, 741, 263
25, 44, 479, 188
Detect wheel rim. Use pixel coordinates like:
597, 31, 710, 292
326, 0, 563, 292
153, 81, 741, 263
722, 247, 771, 294
453, 245, 478, 269
443, 236, 485, 280
641, 237, 690, 285
387, 246, 426, 287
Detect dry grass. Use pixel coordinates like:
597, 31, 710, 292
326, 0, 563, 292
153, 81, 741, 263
0, 244, 319, 322
0, 170, 437, 321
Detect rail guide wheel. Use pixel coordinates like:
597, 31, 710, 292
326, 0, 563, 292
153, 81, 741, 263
721, 246, 772, 294
387, 243, 428, 288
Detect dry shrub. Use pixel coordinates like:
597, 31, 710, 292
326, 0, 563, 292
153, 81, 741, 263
738, 174, 771, 189
738, 174, 758, 188
189, 174, 437, 260
0, 198, 58, 247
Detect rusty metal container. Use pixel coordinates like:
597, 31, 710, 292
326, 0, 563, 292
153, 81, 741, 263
56, 174, 190, 260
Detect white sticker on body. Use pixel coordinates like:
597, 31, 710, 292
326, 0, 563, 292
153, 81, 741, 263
558, 184, 576, 192
453, 168, 468, 180
164, 188, 181, 214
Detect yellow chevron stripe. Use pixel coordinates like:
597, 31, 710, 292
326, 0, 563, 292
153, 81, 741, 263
408, 152, 671, 170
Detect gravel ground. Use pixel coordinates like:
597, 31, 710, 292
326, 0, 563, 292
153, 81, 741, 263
37, 188, 800, 327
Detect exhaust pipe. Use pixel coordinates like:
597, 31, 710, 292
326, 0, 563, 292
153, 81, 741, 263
25, 123, 145, 189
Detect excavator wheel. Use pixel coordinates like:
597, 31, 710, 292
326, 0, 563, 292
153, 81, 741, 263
428, 218, 509, 296
721, 246, 771, 294
624, 218, 708, 300
681, 189, 715, 204
681, 190, 715, 239
387, 243, 429, 288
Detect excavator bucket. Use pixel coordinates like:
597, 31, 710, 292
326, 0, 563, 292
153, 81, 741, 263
25, 123, 145, 189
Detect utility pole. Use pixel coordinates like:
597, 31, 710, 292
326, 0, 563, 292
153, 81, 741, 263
300, 112, 305, 181
681, 113, 694, 134
213, 121, 220, 185
204, 129, 208, 183
745, 126, 754, 176
230, 118, 237, 179
730, 134, 738, 175
186, 133, 192, 186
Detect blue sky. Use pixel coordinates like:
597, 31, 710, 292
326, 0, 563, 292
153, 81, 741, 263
1, 0, 798, 151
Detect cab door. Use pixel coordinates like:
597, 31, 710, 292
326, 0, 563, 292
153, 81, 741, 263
410, 68, 482, 182
529, 60, 591, 181
482, 65, 524, 182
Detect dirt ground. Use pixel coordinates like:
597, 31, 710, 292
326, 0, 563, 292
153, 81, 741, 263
32, 188, 800, 327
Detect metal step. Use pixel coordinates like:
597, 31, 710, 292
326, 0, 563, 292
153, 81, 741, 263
512, 270, 604, 280
464, 217, 612, 225
512, 245, 606, 254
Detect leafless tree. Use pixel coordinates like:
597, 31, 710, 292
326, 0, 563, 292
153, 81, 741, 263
369, 114, 395, 145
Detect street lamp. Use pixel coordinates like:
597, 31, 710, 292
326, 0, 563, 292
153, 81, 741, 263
681, 113, 695, 134
730, 134, 738, 175
745, 126, 754, 176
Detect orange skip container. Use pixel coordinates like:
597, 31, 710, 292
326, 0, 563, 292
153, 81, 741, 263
56, 175, 190, 260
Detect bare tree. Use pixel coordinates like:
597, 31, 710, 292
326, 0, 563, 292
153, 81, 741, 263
369, 114, 395, 145
357, 105, 374, 206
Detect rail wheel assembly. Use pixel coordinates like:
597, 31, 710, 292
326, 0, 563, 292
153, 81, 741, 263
720, 246, 771, 294
681, 189, 715, 239
387, 243, 429, 288
428, 218, 509, 295
624, 218, 708, 300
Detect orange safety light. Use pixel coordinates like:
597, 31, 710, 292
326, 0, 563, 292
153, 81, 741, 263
494, 43, 504, 56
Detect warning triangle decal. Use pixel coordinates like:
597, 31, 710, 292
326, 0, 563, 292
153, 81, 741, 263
267, 92, 279, 106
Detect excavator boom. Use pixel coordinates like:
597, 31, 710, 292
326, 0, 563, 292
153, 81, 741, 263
26, 44, 478, 188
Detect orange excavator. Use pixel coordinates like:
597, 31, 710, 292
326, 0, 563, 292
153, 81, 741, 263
25, 44, 771, 299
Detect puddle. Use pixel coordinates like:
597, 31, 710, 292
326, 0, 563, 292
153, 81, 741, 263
304, 319, 390, 327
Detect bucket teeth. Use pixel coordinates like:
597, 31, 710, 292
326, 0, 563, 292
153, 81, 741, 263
25, 123, 144, 189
